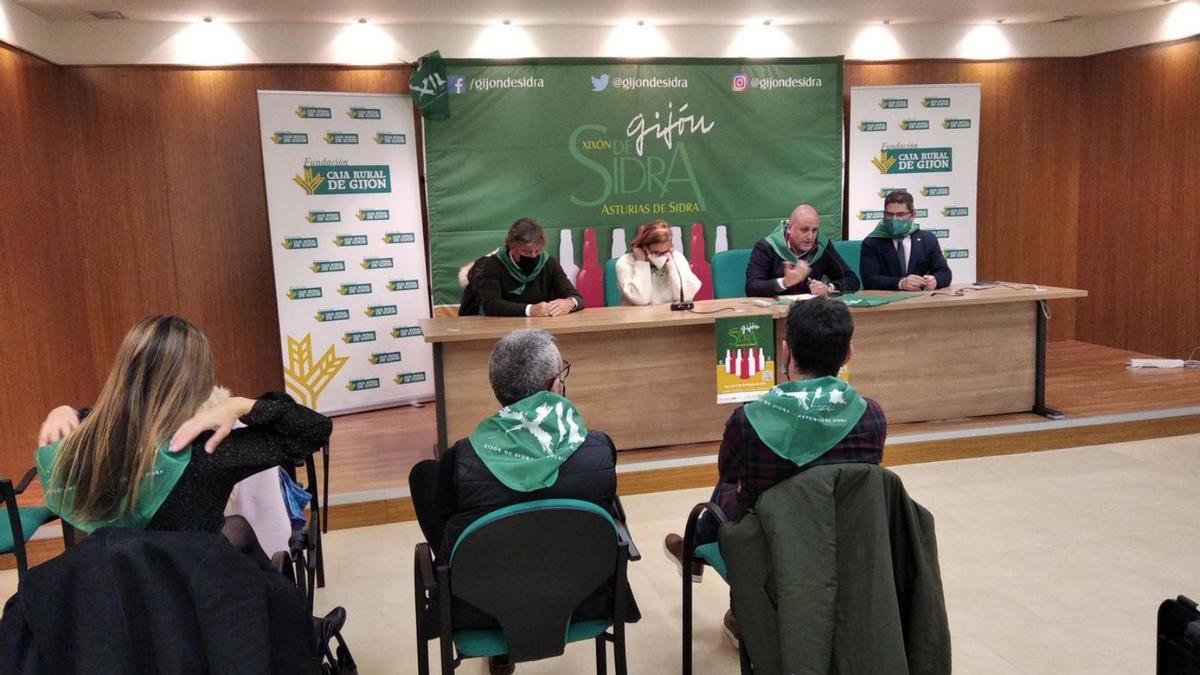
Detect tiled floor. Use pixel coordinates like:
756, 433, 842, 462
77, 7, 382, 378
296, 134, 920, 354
3, 433, 1198, 673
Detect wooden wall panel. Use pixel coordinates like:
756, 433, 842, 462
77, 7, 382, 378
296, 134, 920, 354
0, 45, 93, 478
1078, 38, 1200, 358
845, 59, 1083, 341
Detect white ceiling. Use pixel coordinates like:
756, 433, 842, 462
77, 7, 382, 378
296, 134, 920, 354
14, 0, 1170, 25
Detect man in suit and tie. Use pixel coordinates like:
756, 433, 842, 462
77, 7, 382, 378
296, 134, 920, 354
860, 190, 952, 291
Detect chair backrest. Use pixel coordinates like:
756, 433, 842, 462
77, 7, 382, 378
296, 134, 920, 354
603, 258, 621, 307
449, 499, 620, 662
831, 240, 862, 281
711, 249, 752, 299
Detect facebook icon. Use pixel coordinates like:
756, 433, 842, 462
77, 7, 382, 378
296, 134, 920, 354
448, 75, 467, 95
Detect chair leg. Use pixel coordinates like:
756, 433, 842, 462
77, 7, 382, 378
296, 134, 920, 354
595, 635, 607, 675
322, 445, 330, 533
613, 626, 627, 675
682, 565, 693, 675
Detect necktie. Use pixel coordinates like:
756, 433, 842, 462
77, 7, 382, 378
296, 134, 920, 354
895, 237, 907, 275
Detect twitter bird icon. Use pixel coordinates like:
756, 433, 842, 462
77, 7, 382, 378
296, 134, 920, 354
591, 74, 610, 92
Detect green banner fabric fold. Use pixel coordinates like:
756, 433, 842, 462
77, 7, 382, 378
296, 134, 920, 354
410, 50, 450, 120
423, 58, 845, 305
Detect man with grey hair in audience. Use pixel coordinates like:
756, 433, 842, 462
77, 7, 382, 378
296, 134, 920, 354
409, 327, 620, 559
408, 328, 636, 666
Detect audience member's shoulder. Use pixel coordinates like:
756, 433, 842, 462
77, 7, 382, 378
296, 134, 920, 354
477, 254, 503, 275
862, 397, 887, 425
751, 238, 773, 252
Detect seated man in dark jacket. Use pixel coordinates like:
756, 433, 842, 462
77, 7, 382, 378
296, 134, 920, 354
860, 190, 952, 291
409, 328, 635, 653
412, 327, 618, 557
663, 298, 886, 646
466, 218, 584, 317
745, 204, 860, 297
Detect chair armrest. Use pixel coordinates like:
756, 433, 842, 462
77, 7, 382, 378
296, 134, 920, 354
14, 467, 38, 495
414, 542, 437, 591
682, 501, 728, 560
613, 519, 641, 561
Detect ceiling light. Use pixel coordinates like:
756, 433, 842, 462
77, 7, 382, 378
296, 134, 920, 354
995, 18, 1005, 24
502, 19, 512, 25
202, 16, 213, 23
882, 19, 892, 25
762, 19, 772, 26
636, 20, 645, 26
357, 18, 369, 24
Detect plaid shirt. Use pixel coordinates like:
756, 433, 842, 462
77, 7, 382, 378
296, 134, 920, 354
713, 397, 887, 523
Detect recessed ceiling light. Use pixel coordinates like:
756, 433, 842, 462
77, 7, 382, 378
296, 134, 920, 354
202, 16, 213, 23
882, 19, 892, 25
89, 10, 127, 20
357, 17, 369, 24
762, 19, 772, 26
502, 19, 512, 25
995, 18, 1005, 24
636, 20, 645, 26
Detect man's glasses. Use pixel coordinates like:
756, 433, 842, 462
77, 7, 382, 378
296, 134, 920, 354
546, 360, 571, 391
882, 210, 914, 220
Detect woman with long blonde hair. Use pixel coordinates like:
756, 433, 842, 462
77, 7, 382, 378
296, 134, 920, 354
614, 220, 702, 305
35, 315, 331, 559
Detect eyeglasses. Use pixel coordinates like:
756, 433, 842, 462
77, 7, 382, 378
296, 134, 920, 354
546, 360, 571, 391
647, 247, 673, 256
882, 210, 914, 220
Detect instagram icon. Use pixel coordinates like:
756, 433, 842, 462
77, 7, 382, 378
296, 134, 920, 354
730, 73, 749, 92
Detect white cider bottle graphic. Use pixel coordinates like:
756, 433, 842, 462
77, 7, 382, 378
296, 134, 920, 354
611, 228, 627, 260
714, 225, 730, 253
747, 347, 758, 377
559, 229, 579, 283
725, 349, 733, 374
671, 226, 684, 256
758, 348, 765, 372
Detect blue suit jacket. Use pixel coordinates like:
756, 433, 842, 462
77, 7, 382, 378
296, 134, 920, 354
860, 230, 952, 290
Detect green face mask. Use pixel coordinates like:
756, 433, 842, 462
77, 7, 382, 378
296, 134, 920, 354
868, 218, 919, 239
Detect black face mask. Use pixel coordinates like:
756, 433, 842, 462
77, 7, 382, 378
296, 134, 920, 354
517, 255, 540, 274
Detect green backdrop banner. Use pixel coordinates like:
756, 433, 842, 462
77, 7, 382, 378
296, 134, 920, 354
424, 57, 845, 306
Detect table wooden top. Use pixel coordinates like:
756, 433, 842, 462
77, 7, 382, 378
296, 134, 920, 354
420, 282, 1088, 343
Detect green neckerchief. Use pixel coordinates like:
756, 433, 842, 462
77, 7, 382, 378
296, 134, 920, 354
743, 376, 867, 467
868, 218, 920, 239
496, 247, 549, 295
468, 391, 589, 492
766, 219, 826, 266
35, 439, 192, 534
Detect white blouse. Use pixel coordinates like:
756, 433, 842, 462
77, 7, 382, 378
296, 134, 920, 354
614, 251, 703, 306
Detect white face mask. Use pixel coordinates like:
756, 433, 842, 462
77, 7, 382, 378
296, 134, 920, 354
649, 252, 670, 267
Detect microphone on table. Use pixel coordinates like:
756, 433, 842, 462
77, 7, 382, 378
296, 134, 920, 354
670, 250, 694, 311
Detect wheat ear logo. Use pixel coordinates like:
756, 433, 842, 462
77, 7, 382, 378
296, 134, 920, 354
292, 168, 326, 195
283, 334, 349, 408
871, 151, 897, 174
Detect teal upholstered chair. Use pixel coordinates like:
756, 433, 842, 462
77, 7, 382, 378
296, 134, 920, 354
1, 467, 74, 579
831, 239, 863, 284
414, 498, 640, 675
710, 249, 753, 299
603, 258, 622, 307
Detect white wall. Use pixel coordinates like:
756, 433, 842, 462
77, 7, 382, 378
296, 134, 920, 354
4, 0, 1200, 65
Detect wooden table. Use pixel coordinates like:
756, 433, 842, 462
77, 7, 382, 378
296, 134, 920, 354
421, 284, 1087, 451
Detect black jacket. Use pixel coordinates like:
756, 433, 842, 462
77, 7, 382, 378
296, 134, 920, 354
745, 239, 861, 297
0, 528, 318, 675
475, 254, 584, 317
860, 230, 953, 290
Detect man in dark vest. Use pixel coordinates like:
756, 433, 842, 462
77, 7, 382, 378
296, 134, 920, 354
460, 218, 584, 317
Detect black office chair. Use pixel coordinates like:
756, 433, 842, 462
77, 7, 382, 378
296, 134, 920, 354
680, 501, 752, 675
0, 467, 75, 579
413, 498, 640, 675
